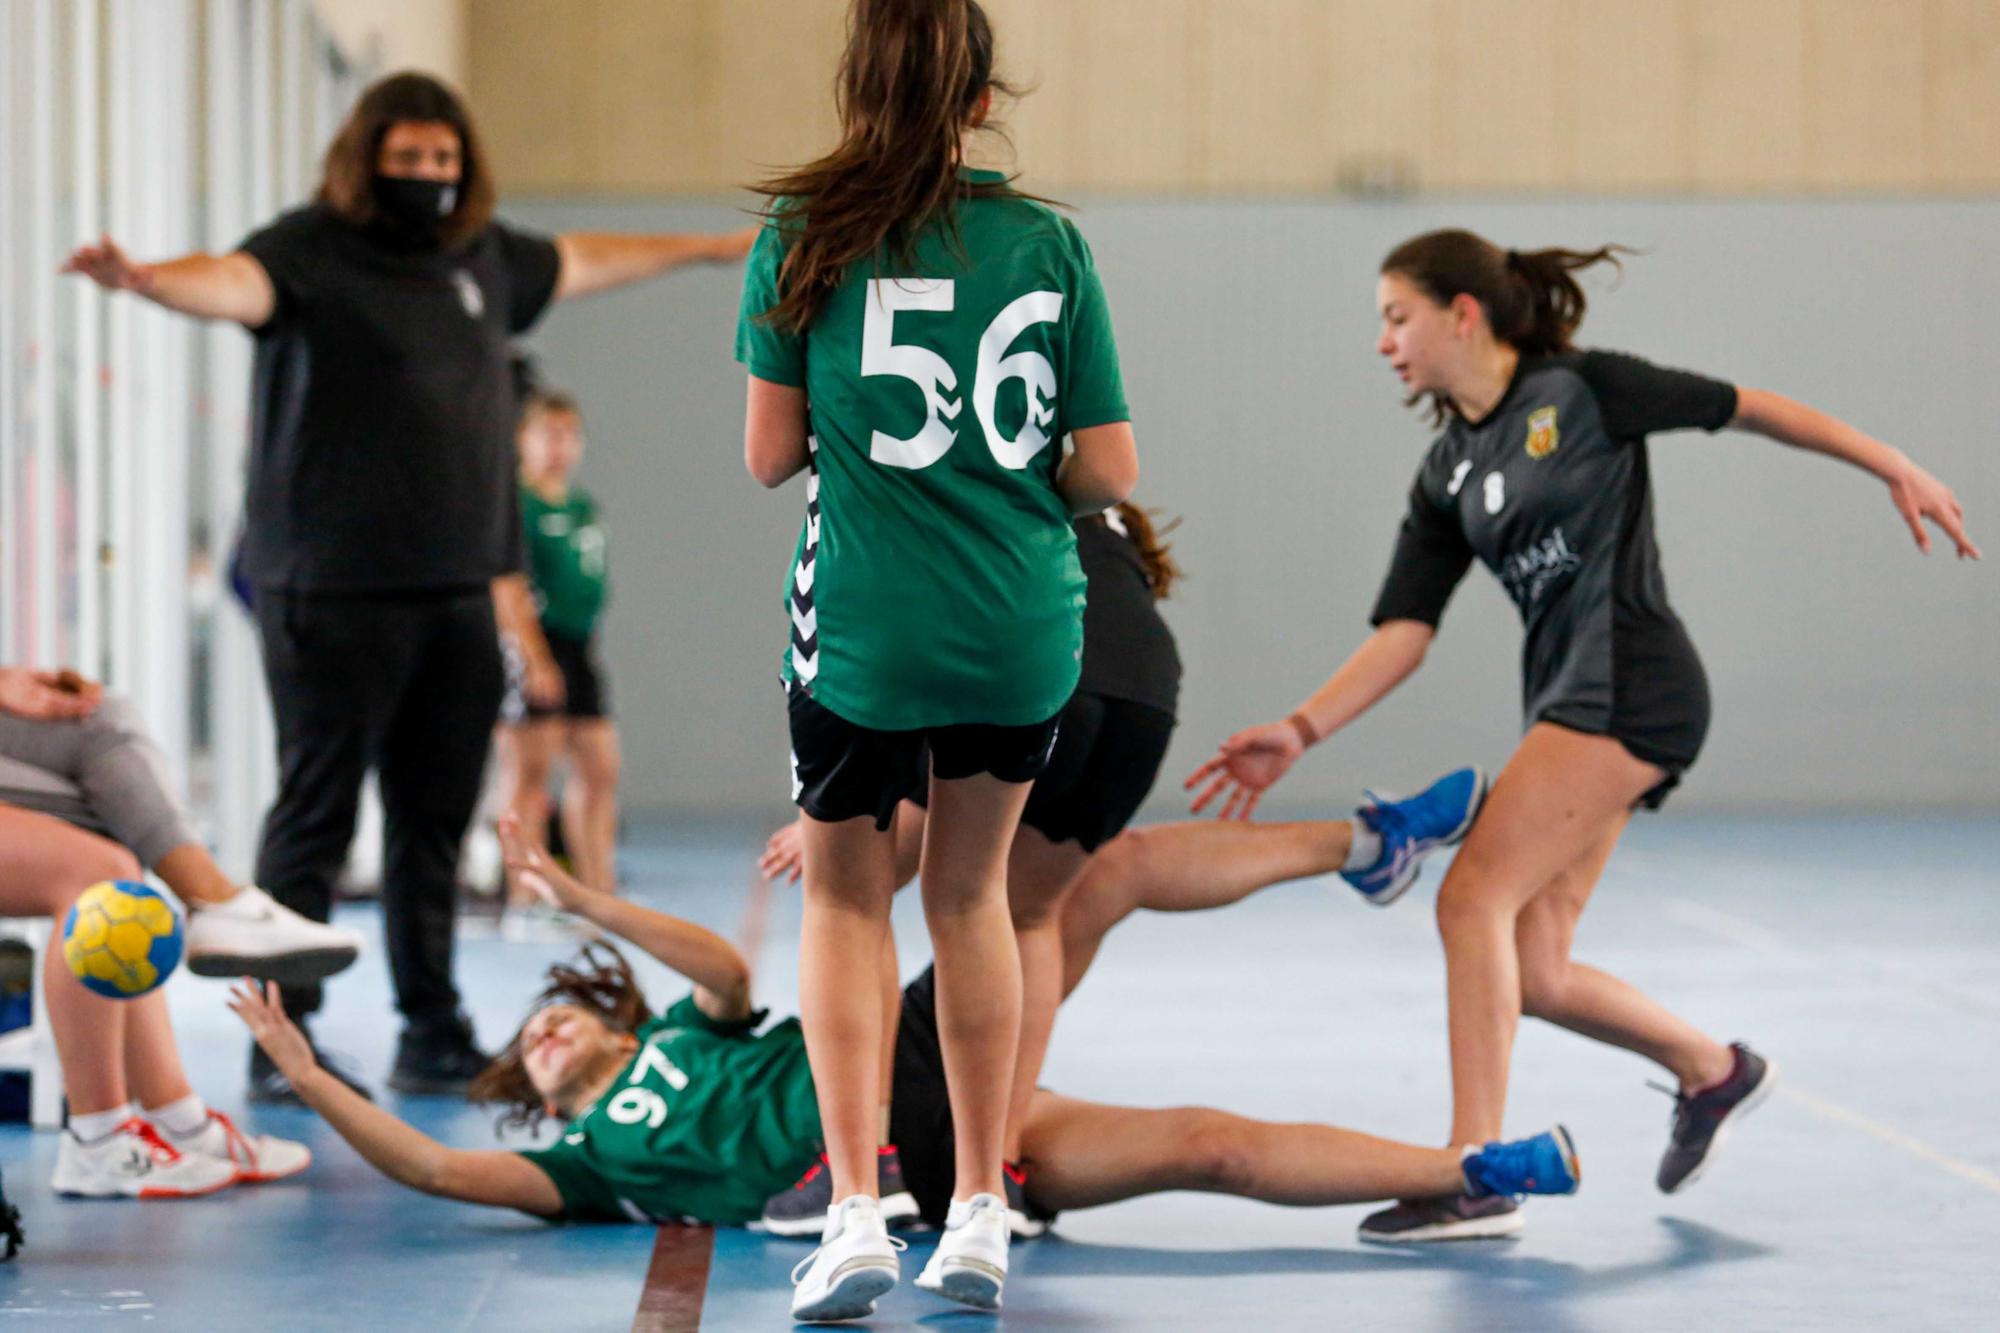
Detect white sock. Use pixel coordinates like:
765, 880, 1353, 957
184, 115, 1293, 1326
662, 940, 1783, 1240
1342, 823, 1383, 871
70, 1103, 136, 1143
145, 1092, 210, 1138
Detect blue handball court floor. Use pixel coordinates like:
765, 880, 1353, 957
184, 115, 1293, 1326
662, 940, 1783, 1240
1, 814, 1995, 1330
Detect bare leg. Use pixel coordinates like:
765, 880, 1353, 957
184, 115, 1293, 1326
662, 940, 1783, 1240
122, 988, 196, 1111
876, 921, 898, 1143
562, 720, 621, 895
152, 843, 240, 907
1020, 1090, 1467, 1212
920, 772, 1032, 1204
1516, 824, 1734, 1091
496, 720, 561, 908
1003, 828, 1090, 1163
1059, 818, 1353, 999
800, 813, 899, 1203
0, 805, 141, 1115
1436, 723, 1667, 1145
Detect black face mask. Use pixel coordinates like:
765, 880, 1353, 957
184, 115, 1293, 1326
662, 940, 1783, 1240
371, 175, 458, 244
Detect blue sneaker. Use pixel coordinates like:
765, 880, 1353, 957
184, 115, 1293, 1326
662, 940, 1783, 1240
1340, 766, 1488, 906
1461, 1125, 1581, 1198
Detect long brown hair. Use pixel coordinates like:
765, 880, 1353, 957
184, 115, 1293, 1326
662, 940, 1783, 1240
467, 943, 652, 1134
751, 0, 1021, 334
1105, 502, 1183, 600
317, 71, 498, 250
1381, 228, 1631, 423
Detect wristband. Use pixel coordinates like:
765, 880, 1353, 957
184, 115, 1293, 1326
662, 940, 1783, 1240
1286, 711, 1319, 749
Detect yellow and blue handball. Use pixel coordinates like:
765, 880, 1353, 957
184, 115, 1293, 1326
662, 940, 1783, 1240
61, 881, 184, 999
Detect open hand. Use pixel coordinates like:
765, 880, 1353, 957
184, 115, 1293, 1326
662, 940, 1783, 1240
1184, 720, 1306, 820
496, 814, 586, 910
60, 234, 153, 294
523, 653, 566, 710
0, 667, 101, 720
1887, 461, 1979, 559
226, 980, 319, 1084
758, 819, 804, 884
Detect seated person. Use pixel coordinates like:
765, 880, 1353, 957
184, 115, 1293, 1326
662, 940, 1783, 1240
0, 801, 309, 1197
229, 818, 1578, 1319
0, 665, 361, 982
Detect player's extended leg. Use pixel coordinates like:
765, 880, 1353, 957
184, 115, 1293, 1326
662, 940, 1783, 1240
918, 772, 1032, 1205
1434, 723, 1662, 1148
1017, 1090, 1575, 1212
800, 812, 902, 1206
1001, 827, 1091, 1166
1058, 818, 1354, 998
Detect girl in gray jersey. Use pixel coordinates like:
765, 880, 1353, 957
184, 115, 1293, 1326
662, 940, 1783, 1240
1189, 228, 1977, 1243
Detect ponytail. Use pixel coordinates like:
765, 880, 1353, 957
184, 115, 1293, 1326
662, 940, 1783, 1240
752, 0, 1020, 334
1105, 502, 1183, 601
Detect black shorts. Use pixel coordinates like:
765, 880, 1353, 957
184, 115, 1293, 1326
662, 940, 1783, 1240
787, 686, 1061, 832
910, 692, 1175, 852
504, 630, 609, 723
889, 966, 1056, 1228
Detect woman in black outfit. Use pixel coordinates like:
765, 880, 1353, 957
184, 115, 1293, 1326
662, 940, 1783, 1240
1188, 229, 1977, 1243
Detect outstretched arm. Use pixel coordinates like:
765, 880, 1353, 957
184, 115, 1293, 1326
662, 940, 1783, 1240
498, 816, 754, 1022
227, 981, 564, 1215
553, 227, 757, 303
1185, 619, 1433, 819
1731, 388, 1978, 559
61, 235, 274, 327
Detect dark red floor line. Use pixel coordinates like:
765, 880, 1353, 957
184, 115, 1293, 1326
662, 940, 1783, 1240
631, 1223, 715, 1333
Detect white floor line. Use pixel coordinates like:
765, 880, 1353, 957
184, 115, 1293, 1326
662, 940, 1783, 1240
1661, 897, 2000, 1020
1777, 1084, 2000, 1195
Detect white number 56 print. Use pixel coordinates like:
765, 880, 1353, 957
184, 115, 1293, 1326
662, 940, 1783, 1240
861, 279, 1063, 471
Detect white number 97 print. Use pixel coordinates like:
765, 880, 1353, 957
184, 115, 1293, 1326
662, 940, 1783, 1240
861, 278, 1063, 471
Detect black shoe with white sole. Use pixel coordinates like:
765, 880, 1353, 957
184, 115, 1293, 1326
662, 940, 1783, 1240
1357, 1193, 1523, 1244
1655, 1042, 1776, 1194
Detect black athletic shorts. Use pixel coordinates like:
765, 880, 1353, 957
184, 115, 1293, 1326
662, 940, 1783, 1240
910, 692, 1176, 852
787, 686, 1061, 832
889, 966, 1056, 1228
503, 630, 609, 722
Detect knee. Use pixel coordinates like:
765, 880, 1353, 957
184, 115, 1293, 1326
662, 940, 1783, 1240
1433, 875, 1497, 939
1517, 958, 1570, 1019
48, 842, 142, 915
1179, 1110, 1256, 1195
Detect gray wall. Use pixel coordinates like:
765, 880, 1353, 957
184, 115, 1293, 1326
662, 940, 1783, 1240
510, 196, 1998, 818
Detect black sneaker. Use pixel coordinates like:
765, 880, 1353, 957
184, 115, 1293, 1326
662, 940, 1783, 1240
1003, 1160, 1056, 1239
762, 1147, 923, 1237
1357, 1193, 1523, 1244
387, 1014, 489, 1096
1655, 1042, 1777, 1194
248, 1038, 375, 1105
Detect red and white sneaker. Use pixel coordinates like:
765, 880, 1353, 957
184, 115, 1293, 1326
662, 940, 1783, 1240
169, 1110, 311, 1184
52, 1119, 236, 1199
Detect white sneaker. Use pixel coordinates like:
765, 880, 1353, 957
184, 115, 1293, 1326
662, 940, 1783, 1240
915, 1192, 1009, 1311
185, 885, 363, 986
167, 1110, 310, 1184
52, 1119, 237, 1199
789, 1194, 904, 1323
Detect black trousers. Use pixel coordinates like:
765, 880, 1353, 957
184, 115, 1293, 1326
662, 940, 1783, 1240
252, 588, 503, 1029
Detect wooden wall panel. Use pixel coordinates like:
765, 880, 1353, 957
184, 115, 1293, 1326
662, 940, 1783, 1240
1565, 0, 1693, 190
469, 0, 2000, 197
1923, 0, 2000, 187
1200, 0, 1335, 190
1805, 0, 1927, 188
1325, 0, 1437, 192
1689, 0, 1809, 191
1428, 0, 1564, 189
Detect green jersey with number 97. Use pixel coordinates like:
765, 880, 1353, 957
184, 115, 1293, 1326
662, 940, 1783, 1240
735, 171, 1130, 731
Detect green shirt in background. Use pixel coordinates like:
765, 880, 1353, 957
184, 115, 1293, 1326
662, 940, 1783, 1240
518, 995, 821, 1224
521, 485, 608, 641
734, 171, 1130, 731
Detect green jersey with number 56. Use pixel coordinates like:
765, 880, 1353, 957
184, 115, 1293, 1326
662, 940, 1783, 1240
735, 171, 1131, 730
517, 995, 821, 1224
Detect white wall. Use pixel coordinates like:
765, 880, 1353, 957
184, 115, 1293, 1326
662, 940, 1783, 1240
507, 194, 1999, 818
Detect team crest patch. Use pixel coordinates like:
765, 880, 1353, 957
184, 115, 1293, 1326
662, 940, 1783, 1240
1525, 406, 1559, 460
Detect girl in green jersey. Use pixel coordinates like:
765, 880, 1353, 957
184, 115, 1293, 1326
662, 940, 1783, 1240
226, 818, 1583, 1257
735, 0, 1138, 1317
